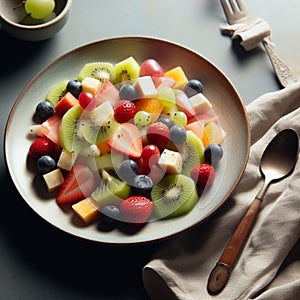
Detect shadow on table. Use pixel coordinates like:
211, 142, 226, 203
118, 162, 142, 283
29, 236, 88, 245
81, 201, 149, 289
0, 170, 159, 299
0, 30, 52, 75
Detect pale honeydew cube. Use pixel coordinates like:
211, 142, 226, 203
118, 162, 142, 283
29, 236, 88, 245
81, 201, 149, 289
81, 77, 102, 95
189, 93, 213, 114
79, 144, 100, 157
57, 149, 77, 171
134, 76, 158, 98
158, 149, 183, 175
43, 168, 65, 192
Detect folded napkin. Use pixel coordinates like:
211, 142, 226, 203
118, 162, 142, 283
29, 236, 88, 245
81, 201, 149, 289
142, 82, 300, 300
220, 18, 271, 51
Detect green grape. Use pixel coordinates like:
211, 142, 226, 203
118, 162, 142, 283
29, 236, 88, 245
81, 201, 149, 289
134, 111, 151, 129
172, 111, 188, 126
158, 86, 175, 108
21, 12, 56, 25
25, 0, 55, 20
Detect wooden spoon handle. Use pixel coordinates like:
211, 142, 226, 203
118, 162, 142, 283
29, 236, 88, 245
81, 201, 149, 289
207, 197, 261, 294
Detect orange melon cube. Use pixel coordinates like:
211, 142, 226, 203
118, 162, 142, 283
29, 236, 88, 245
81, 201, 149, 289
134, 98, 164, 122
164, 66, 188, 88
55, 92, 79, 115
202, 122, 227, 147
185, 120, 205, 140
96, 140, 111, 155
72, 197, 100, 224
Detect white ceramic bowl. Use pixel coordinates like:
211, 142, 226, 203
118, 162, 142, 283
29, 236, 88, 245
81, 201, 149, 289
4, 36, 250, 244
0, 0, 72, 41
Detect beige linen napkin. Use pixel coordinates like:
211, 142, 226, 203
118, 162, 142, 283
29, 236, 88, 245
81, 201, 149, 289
220, 18, 271, 51
143, 82, 300, 300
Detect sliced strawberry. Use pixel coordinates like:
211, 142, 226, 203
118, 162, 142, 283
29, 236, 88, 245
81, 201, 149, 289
95, 80, 120, 107
120, 196, 153, 224
187, 113, 219, 125
37, 113, 62, 145
56, 164, 97, 205
146, 122, 170, 152
106, 123, 143, 159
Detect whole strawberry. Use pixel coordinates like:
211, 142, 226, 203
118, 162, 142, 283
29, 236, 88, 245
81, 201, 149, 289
146, 122, 170, 152
114, 100, 137, 123
29, 136, 60, 159
120, 196, 153, 224
190, 163, 216, 188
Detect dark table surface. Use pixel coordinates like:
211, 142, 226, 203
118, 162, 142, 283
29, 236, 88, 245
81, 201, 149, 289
1, 1, 299, 299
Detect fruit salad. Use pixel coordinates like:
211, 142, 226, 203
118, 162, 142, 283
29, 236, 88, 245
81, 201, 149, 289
27, 56, 226, 232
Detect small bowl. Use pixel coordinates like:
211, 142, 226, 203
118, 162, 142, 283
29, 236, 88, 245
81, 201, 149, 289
0, 0, 72, 41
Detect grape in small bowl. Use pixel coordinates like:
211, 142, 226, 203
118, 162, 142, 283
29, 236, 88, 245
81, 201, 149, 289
0, 0, 72, 41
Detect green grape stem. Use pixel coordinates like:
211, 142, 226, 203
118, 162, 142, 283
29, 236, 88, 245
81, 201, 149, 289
13, 1, 26, 10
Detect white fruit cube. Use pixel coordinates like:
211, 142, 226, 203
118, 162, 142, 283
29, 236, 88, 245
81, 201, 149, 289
189, 93, 213, 114
134, 76, 158, 98
43, 168, 65, 192
158, 149, 183, 174
57, 149, 77, 171
82, 77, 102, 95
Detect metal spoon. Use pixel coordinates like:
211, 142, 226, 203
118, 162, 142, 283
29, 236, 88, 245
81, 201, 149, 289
207, 128, 299, 295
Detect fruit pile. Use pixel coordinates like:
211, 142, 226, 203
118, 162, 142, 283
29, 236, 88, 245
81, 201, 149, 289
13, 0, 56, 25
27, 56, 226, 232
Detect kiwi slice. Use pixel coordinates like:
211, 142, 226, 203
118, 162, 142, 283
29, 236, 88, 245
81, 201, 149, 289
113, 56, 140, 84
77, 62, 114, 83
151, 174, 199, 219
91, 169, 131, 208
45, 79, 68, 106
179, 130, 205, 176
78, 101, 119, 144
59, 105, 90, 154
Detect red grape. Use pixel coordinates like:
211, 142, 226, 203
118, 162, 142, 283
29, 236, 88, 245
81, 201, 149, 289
78, 91, 96, 111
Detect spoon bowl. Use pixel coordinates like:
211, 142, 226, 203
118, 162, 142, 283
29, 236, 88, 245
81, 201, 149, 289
260, 129, 299, 183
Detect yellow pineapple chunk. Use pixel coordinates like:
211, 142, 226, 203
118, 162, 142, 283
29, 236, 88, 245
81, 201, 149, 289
202, 122, 227, 147
72, 197, 100, 224
164, 66, 188, 88
81, 77, 102, 95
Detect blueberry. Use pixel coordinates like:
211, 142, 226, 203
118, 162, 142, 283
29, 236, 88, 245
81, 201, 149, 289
98, 205, 120, 232
118, 159, 139, 183
35, 101, 54, 122
132, 175, 153, 195
204, 144, 223, 165
37, 155, 56, 173
119, 84, 138, 100
169, 125, 187, 145
156, 116, 174, 128
67, 79, 82, 98
184, 79, 204, 97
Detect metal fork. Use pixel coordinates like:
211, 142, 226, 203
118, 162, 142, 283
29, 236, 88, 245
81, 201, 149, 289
220, 0, 299, 87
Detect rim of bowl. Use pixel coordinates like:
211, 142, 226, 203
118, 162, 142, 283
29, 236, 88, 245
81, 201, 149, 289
0, 0, 72, 29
